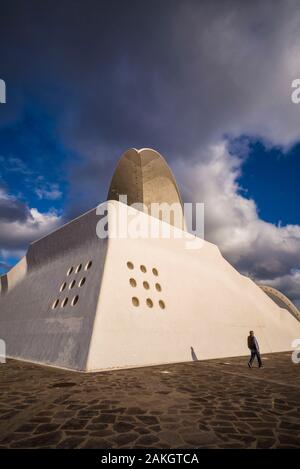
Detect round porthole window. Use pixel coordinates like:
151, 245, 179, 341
143, 281, 150, 290
61, 297, 68, 308
146, 298, 153, 308
79, 277, 86, 287
52, 299, 59, 309
152, 268, 158, 276
129, 278, 137, 287
132, 297, 139, 307
155, 283, 162, 292
159, 300, 165, 309
72, 295, 79, 306
127, 261, 134, 270
140, 265, 147, 273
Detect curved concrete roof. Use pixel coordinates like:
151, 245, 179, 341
107, 148, 185, 229
259, 284, 300, 322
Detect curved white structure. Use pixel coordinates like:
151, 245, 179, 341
0, 148, 300, 372
258, 284, 300, 322
108, 148, 185, 229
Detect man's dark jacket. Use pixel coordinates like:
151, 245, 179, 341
247, 335, 260, 351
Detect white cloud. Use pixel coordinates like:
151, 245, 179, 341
0, 156, 33, 175
176, 141, 300, 307
35, 183, 62, 200
0, 207, 61, 250
166, 2, 300, 308
0, 187, 62, 251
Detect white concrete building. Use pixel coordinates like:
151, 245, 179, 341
0, 148, 299, 371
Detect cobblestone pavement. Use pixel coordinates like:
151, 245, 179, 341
0, 352, 299, 449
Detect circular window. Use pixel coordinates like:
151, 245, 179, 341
75, 264, 82, 273
85, 260, 92, 271
67, 267, 73, 276
152, 268, 158, 276
69, 279, 76, 290
127, 261, 134, 270
60, 282, 67, 292
159, 300, 165, 309
140, 265, 147, 273
143, 281, 150, 290
61, 297, 68, 308
132, 297, 139, 307
155, 283, 162, 292
129, 278, 137, 287
72, 295, 79, 306
78, 277, 86, 287
52, 299, 59, 309
146, 298, 153, 308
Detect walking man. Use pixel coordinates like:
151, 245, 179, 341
247, 331, 263, 368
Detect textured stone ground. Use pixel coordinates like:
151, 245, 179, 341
0, 352, 299, 449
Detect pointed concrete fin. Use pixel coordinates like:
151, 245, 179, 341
107, 148, 185, 229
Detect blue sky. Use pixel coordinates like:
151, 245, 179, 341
0, 0, 300, 306
238, 140, 300, 226
0, 102, 69, 213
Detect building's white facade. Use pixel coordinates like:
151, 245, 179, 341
0, 148, 299, 372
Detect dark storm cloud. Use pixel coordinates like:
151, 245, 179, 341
0, 195, 32, 222
2, 0, 299, 215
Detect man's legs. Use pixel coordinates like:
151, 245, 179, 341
256, 351, 263, 368
248, 350, 256, 367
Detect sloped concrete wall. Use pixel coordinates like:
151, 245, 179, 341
86, 202, 300, 371
0, 208, 108, 371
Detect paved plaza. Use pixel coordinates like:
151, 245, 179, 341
0, 352, 299, 449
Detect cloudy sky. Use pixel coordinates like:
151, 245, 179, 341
0, 0, 300, 306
